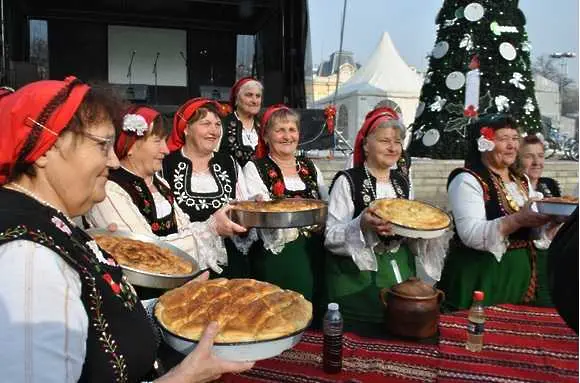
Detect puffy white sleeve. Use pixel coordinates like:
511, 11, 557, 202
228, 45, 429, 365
324, 174, 380, 271
314, 163, 329, 201
242, 162, 271, 201
0, 240, 88, 383
86, 181, 227, 273
448, 172, 507, 261
241, 162, 300, 254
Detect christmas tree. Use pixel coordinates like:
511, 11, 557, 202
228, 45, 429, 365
408, 0, 542, 159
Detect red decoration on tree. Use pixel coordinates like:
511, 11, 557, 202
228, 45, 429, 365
272, 181, 285, 197
219, 103, 233, 116
480, 127, 495, 140
324, 105, 336, 134
464, 105, 478, 117
468, 54, 480, 70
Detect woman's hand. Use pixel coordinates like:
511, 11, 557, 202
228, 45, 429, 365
501, 202, 551, 236
156, 322, 254, 383
360, 206, 393, 236
211, 205, 247, 237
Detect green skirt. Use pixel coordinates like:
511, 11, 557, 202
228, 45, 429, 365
248, 233, 324, 304
535, 247, 554, 307
324, 244, 416, 325
437, 244, 551, 310
209, 239, 251, 280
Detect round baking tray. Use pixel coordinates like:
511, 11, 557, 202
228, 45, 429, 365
86, 228, 200, 289
534, 199, 578, 217
229, 199, 327, 228
154, 305, 310, 362
370, 199, 451, 239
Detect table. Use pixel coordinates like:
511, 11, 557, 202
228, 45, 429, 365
222, 305, 578, 383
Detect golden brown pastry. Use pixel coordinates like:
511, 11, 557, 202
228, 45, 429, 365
232, 199, 323, 213
155, 278, 312, 343
93, 235, 193, 275
370, 198, 450, 230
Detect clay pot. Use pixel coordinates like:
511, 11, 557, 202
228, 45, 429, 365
379, 277, 445, 339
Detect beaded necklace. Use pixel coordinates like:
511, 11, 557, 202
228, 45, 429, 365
5, 183, 76, 226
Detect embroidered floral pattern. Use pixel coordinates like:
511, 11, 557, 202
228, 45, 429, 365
0, 225, 134, 381
223, 115, 258, 165
172, 161, 234, 213
52, 216, 72, 236
259, 157, 320, 199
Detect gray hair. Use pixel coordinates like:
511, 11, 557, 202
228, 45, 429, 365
370, 118, 406, 141
235, 80, 263, 105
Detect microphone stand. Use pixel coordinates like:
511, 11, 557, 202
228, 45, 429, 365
152, 52, 160, 105
126, 50, 136, 98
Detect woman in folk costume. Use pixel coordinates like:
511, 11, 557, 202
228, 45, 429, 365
0, 77, 253, 382
438, 114, 553, 310
218, 77, 263, 166
162, 98, 252, 278
86, 104, 246, 278
324, 107, 447, 330
518, 133, 562, 198
243, 105, 327, 311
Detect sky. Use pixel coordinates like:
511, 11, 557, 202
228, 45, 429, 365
308, 0, 579, 83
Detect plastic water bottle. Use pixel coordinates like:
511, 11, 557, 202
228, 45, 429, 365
323, 302, 343, 374
465, 291, 485, 352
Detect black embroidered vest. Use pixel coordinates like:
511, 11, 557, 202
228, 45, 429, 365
162, 151, 238, 222
108, 168, 178, 236
0, 189, 157, 382
536, 177, 561, 198
330, 166, 410, 218
252, 156, 321, 199
218, 113, 260, 167
447, 166, 531, 243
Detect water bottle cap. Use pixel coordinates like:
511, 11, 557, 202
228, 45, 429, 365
473, 291, 484, 301
328, 302, 339, 311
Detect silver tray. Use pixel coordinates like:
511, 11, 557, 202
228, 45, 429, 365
154, 302, 309, 362
370, 199, 451, 239
229, 199, 327, 228
86, 228, 200, 289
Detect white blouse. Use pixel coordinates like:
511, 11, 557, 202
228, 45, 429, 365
448, 172, 537, 261
0, 240, 87, 382
325, 173, 449, 284
243, 160, 327, 254
85, 175, 227, 273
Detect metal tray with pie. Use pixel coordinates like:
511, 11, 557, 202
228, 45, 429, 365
534, 196, 578, 218
87, 228, 199, 289
229, 198, 327, 228
154, 278, 312, 362
369, 198, 451, 239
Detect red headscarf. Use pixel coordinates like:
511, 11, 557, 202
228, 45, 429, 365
167, 98, 224, 152
254, 104, 292, 159
114, 106, 161, 159
353, 107, 400, 167
229, 77, 261, 108
0, 76, 90, 185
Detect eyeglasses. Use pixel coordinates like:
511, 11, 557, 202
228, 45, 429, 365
82, 131, 115, 154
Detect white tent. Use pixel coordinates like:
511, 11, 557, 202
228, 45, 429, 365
314, 32, 423, 145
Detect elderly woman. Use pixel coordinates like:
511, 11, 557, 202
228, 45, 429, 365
163, 98, 252, 278
86, 104, 246, 276
218, 77, 263, 166
243, 105, 327, 307
0, 77, 252, 382
518, 134, 561, 197
324, 107, 440, 330
438, 114, 552, 310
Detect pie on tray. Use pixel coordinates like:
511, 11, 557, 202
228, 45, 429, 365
232, 199, 323, 213
93, 235, 193, 275
370, 198, 450, 230
155, 278, 312, 343
541, 195, 579, 204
